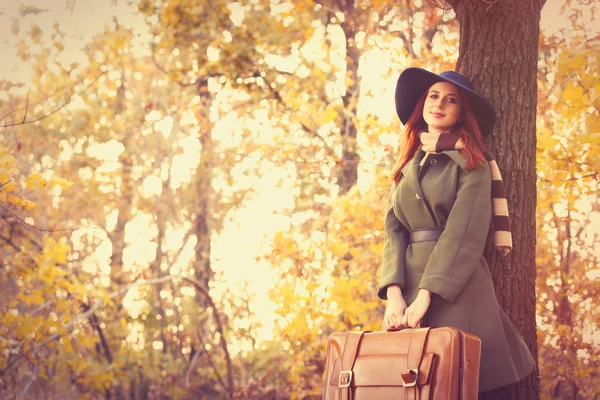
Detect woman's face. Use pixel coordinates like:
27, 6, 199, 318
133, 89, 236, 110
422, 81, 463, 134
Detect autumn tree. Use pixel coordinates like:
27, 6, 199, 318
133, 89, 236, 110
1, 7, 262, 397
259, 1, 461, 397
0, 11, 116, 397
535, 4, 600, 397
441, 0, 547, 398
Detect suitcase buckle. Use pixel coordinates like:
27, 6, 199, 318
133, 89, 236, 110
401, 368, 418, 387
338, 370, 353, 388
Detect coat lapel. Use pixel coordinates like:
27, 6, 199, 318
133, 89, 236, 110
441, 150, 467, 170
401, 150, 426, 199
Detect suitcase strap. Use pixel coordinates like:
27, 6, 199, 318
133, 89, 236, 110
336, 328, 431, 400
337, 331, 366, 400
402, 327, 431, 400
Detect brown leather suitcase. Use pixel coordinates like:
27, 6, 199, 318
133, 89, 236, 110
321, 327, 481, 400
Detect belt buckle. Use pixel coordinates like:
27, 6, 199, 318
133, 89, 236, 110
401, 368, 418, 387
338, 370, 353, 388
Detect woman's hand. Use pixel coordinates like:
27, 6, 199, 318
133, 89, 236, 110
402, 289, 431, 328
383, 285, 407, 331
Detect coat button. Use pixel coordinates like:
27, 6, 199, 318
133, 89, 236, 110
416, 194, 421, 199
429, 158, 437, 165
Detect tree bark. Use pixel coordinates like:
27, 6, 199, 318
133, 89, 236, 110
551, 209, 579, 399
109, 81, 134, 287
193, 80, 214, 303
107, 77, 132, 400
337, 3, 360, 195
446, 0, 545, 399
151, 184, 169, 354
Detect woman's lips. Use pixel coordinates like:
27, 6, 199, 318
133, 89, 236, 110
431, 112, 445, 118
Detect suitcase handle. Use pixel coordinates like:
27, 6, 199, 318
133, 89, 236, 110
385, 325, 423, 332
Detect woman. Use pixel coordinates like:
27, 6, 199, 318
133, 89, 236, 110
377, 68, 536, 393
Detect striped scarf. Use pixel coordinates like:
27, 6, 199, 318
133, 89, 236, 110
420, 131, 512, 255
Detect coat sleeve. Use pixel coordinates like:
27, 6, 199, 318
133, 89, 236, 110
377, 183, 409, 300
418, 162, 492, 303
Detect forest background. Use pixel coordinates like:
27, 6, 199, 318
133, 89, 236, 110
0, 0, 598, 399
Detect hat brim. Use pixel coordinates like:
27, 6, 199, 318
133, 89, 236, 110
395, 67, 496, 137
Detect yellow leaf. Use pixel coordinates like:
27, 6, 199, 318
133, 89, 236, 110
21, 200, 36, 210
49, 177, 74, 190
28, 173, 43, 180
7, 196, 22, 205
0, 154, 15, 167
323, 105, 338, 124
24, 176, 37, 189
24, 173, 47, 189
17, 289, 44, 305
2, 182, 17, 193
0, 154, 17, 174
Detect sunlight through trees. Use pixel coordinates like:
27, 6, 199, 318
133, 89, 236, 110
0, 0, 598, 399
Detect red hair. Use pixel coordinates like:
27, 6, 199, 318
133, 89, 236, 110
391, 86, 487, 183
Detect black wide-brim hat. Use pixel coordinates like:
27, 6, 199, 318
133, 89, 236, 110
395, 67, 496, 137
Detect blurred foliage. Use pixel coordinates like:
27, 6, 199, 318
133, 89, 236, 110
0, 0, 597, 399
536, 8, 600, 398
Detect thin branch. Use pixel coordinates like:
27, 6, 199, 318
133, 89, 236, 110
237, 52, 336, 157
538, 173, 598, 183
0, 81, 66, 123
5, 321, 44, 367
1, 269, 234, 394
423, 0, 453, 10
260, 74, 335, 155
545, 154, 594, 167
17, 365, 37, 400
167, 226, 195, 266
150, 46, 218, 89
190, 327, 229, 395
0, 275, 177, 376
150, 49, 192, 88
21, 87, 31, 124
185, 340, 203, 387
0, 71, 107, 129
0, 203, 77, 234
0, 232, 21, 253
182, 276, 234, 399
81, 302, 113, 364
2, 94, 63, 128
29, 301, 53, 316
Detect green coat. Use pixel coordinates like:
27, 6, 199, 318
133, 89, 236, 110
377, 149, 535, 393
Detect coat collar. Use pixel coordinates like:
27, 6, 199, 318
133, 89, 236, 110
441, 149, 467, 169
400, 149, 467, 196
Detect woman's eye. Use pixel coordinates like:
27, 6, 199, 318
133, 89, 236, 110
447, 98, 457, 104
429, 94, 438, 99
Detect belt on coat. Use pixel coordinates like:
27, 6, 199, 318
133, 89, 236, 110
408, 228, 443, 244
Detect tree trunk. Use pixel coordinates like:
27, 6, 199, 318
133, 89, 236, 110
193, 80, 214, 303
108, 79, 132, 400
446, 0, 545, 399
336, 3, 361, 195
109, 81, 134, 287
552, 209, 579, 399
152, 184, 169, 354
